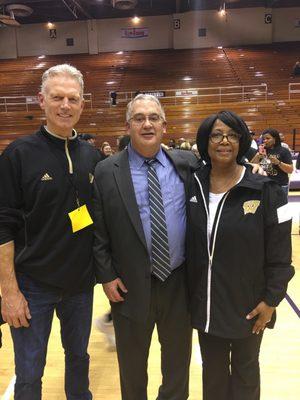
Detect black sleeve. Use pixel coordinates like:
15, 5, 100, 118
0, 148, 24, 245
263, 182, 295, 307
92, 165, 118, 284
280, 147, 292, 164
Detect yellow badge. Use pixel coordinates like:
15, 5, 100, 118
243, 200, 260, 215
68, 204, 93, 233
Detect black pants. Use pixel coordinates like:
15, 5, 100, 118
198, 331, 264, 400
112, 266, 193, 400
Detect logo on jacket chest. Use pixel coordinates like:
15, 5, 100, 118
41, 172, 53, 181
243, 200, 260, 215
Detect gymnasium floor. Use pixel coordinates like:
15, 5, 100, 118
1, 197, 299, 400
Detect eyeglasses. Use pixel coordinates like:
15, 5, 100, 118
209, 132, 241, 144
129, 113, 164, 125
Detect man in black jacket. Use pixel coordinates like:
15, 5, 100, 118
0, 64, 100, 400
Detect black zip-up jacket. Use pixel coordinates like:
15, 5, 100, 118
187, 165, 294, 339
0, 126, 101, 293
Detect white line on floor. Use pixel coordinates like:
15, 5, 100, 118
1, 375, 15, 400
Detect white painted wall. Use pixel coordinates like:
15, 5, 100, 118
87, 19, 98, 54
0, 27, 18, 59
273, 7, 300, 42
0, 8, 299, 60
173, 8, 273, 49
16, 21, 89, 57
98, 15, 173, 52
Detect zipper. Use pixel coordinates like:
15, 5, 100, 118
65, 139, 73, 174
44, 127, 76, 175
194, 172, 230, 333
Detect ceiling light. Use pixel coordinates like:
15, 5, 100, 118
106, 81, 116, 85
116, 51, 123, 54
183, 76, 192, 81
36, 63, 46, 69
132, 16, 140, 24
219, 2, 226, 17
38, 55, 45, 59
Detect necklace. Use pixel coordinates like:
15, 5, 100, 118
210, 166, 243, 194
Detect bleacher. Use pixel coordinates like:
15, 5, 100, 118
1, 42, 300, 152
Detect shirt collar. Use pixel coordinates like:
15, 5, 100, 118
44, 125, 77, 141
127, 143, 167, 170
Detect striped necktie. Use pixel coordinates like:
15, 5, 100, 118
145, 158, 172, 281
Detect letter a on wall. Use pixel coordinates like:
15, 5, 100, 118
49, 29, 57, 39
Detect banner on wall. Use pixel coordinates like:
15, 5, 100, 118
142, 91, 165, 98
175, 90, 198, 97
121, 28, 149, 38
26, 96, 39, 104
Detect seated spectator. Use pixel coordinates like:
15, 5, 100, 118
168, 139, 176, 149
117, 135, 130, 152
191, 143, 200, 159
100, 142, 113, 158
180, 141, 192, 151
279, 132, 292, 152
250, 131, 258, 150
80, 133, 97, 146
177, 137, 186, 148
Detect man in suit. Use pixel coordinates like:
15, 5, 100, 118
93, 94, 194, 400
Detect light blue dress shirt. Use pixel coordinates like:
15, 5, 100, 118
127, 143, 186, 270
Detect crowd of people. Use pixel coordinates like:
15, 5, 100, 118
0, 64, 295, 400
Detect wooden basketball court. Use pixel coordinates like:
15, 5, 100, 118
1, 205, 299, 400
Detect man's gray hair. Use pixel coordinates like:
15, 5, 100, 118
41, 64, 84, 97
126, 94, 166, 122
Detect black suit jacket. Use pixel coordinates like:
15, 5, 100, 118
93, 147, 195, 323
